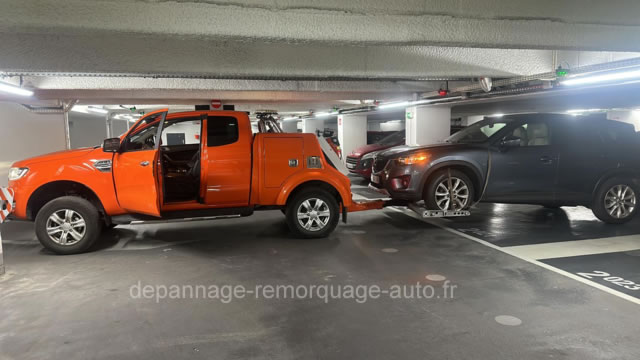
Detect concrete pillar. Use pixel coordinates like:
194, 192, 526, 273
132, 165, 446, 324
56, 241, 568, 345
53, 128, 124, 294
405, 106, 451, 146
338, 114, 367, 163
302, 118, 324, 134
281, 120, 299, 133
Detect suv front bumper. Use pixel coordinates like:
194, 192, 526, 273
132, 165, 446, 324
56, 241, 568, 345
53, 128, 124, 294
370, 160, 432, 202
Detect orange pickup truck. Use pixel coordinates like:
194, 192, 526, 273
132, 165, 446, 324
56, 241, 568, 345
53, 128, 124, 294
6, 109, 379, 254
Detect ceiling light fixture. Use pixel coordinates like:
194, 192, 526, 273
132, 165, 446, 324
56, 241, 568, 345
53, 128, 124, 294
314, 112, 335, 118
87, 106, 108, 114
0, 81, 33, 97
377, 96, 462, 110
561, 68, 640, 86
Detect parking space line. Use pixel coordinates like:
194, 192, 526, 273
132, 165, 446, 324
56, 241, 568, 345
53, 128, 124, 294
388, 207, 640, 306
503, 235, 640, 260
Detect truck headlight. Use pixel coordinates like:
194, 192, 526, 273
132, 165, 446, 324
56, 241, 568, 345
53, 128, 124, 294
8, 167, 29, 180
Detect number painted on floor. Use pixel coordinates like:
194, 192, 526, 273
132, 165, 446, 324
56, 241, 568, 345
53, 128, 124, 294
577, 271, 640, 290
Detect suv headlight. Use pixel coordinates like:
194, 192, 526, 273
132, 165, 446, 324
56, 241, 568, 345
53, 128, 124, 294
8, 167, 29, 180
396, 153, 430, 165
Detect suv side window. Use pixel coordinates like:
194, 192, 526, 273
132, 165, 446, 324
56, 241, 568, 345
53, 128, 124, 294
122, 112, 164, 152
207, 116, 239, 147
503, 122, 551, 147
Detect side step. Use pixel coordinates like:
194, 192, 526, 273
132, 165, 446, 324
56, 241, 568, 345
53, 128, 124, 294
407, 203, 471, 218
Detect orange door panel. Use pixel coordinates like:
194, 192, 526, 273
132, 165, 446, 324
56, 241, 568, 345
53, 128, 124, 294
203, 115, 252, 206
113, 150, 162, 216
112, 109, 167, 217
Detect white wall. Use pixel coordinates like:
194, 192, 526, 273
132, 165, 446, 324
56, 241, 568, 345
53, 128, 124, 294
405, 106, 451, 146
607, 110, 640, 131
302, 118, 325, 133
0, 102, 66, 186
338, 114, 367, 162
69, 112, 108, 149
160, 120, 201, 145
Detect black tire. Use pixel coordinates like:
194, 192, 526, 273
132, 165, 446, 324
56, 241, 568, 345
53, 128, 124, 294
102, 223, 117, 232
424, 169, 475, 211
285, 188, 340, 238
592, 177, 639, 224
35, 196, 102, 255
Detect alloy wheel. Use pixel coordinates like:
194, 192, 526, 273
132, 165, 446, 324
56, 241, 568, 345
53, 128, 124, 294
297, 198, 331, 231
604, 184, 636, 219
46, 209, 86, 245
434, 177, 470, 211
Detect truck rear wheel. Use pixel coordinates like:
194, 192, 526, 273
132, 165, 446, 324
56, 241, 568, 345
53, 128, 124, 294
285, 188, 339, 238
34, 196, 102, 255
592, 177, 639, 224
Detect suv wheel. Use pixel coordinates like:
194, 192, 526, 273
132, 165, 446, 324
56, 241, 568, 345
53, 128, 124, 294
285, 188, 339, 238
424, 169, 474, 211
35, 196, 102, 255
592, 178, 638, 224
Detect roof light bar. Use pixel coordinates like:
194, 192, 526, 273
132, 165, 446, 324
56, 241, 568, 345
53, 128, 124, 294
0, 81, 33, 97
561, 68, 640, 86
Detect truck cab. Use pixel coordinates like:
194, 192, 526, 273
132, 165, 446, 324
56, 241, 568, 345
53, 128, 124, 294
7, 110, 358, 254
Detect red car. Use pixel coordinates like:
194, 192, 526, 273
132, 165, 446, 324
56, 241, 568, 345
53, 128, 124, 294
346, 131, 405, 179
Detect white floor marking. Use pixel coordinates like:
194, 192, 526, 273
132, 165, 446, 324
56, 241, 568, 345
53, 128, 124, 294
425, 274, 446, 281
388, 207, 640, 306
504, 235, 640, 260
381, 248, 399, 253
494, 315, 522, 326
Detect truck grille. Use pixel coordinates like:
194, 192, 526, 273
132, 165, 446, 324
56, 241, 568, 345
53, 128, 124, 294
346, 156, 359, 169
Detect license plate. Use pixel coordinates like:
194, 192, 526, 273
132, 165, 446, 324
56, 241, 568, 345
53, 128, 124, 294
371, 174, 380, 184
346, 163, 355, 169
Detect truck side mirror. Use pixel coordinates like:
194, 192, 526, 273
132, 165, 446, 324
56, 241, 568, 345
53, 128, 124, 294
103, 138, 121, 153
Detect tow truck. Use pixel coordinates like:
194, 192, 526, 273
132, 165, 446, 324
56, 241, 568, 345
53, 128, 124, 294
1, 109, 468, 255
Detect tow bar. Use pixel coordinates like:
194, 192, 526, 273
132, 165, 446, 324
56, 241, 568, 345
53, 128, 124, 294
356, 170, 472, 219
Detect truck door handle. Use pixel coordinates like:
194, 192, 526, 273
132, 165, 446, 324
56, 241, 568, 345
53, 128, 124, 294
140, 161, 150, 167
539, 156, 553, 164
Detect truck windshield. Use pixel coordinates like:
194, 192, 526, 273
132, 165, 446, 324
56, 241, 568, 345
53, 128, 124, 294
378, 131, 405, 145
446, 118, 511, 144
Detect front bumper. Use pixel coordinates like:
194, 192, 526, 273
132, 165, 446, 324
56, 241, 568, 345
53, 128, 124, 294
369, 162, 426, 202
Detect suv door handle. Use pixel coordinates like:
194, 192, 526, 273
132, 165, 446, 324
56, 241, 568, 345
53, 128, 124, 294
140, 161, 150, 167
539, 156, 553, 164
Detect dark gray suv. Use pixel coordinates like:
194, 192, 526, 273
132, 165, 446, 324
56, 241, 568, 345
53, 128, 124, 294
370, 113, 640, 224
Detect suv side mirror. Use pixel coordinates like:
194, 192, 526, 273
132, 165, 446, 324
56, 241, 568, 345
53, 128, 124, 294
103, 138, 121, 153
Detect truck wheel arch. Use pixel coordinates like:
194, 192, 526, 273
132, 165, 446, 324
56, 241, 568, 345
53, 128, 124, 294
420, 161, 484, 202
280, 180, 345, 208
27, 181, 107, 222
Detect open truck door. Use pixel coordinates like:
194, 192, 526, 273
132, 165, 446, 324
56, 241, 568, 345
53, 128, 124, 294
112, 109, 168, 217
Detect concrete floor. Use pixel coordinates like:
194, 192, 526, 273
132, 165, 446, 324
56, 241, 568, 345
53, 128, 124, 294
2, 204, 640, 360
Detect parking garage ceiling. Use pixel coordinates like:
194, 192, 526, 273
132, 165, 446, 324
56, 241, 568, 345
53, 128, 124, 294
3, 0, 640, 113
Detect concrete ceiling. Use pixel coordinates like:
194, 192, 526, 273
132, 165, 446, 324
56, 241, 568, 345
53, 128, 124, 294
2, 0, 640, 114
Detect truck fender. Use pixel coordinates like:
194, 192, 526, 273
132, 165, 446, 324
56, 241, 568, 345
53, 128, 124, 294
276, 171, 351, 207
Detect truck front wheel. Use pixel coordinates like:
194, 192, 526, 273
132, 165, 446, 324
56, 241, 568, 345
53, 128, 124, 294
34, 196, 102, 255
285, 188, 339, 238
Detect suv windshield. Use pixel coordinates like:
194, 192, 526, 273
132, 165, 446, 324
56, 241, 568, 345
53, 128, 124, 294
378, 131, 405, 145
446, 118, 511, 144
